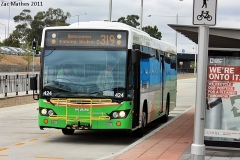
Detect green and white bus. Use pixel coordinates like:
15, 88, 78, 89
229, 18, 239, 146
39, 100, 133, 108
30, 21, 177, 136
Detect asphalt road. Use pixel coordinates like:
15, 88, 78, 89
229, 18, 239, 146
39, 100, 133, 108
0, 78, 196, 160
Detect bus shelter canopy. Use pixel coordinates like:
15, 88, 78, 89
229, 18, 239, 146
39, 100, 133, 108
168, 24, 240, 49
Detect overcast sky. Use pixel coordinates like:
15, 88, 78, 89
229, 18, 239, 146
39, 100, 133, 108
0, 0, 239, 53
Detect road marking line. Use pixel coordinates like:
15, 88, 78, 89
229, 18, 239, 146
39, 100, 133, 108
42, 134, 50, 138
0, 148, 8, 151
29, 138, 38, 142
14, 142, 25, 146
35, 156, 64, 159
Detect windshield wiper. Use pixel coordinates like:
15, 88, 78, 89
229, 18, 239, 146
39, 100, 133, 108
51, 92, 68, 98
44, 48, 56, 57
46, 92, 68, 106
44, 82, 71, 92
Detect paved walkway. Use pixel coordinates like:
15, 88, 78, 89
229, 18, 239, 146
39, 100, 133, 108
102, 106, 240, 160
103, 107, 194, 160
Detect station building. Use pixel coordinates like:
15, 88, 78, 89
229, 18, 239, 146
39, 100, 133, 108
171, 24, 240, 148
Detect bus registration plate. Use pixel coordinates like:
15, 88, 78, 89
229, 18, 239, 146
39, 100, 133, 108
51, 120, 58, 124
106, 122, 113, 126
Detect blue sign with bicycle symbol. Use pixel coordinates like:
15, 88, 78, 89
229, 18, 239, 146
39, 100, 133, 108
193, 0, 217, 26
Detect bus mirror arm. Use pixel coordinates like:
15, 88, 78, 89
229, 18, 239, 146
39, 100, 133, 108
30, 76, 39, 100
33, 92, 39, 100
131, 50, 140, 64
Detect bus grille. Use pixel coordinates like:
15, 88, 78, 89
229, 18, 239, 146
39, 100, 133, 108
48, 98, 112, 129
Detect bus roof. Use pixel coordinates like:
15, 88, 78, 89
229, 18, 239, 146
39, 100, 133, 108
41, 21, 176, 54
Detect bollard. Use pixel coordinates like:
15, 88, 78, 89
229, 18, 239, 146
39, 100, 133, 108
4, 75, 7, 97
16, 74, 19, 96
26, 74, 29, 94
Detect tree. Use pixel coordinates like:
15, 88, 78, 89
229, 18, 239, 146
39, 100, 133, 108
13, 9, 32, 24
13, 9, 33, 44
21, 50, 33, 72
117, 14, 162, 40
29, 11, 47, 45
4, 8, 70, 47
30, 8, 70, 45
44, 8, 70, 27
117, 14, 140, 28
142, 25, 162, 40
3, 34, 20, 47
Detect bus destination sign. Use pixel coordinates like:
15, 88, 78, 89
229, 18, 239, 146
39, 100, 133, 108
45, 30, 127, 48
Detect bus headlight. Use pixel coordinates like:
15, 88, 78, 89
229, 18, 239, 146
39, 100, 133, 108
39, 108, 56, 116
110, 110, 130, 119
112, 112, 119, 118
48, 110, 55, 116
41, 109, 48, 115
119, 111, 126, 118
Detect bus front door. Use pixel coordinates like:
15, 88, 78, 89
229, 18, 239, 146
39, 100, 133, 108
130, 50, 140, 128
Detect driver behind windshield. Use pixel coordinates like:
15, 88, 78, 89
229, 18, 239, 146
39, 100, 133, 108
57, 64, 78, 83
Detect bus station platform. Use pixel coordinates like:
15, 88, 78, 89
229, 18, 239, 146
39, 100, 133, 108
102, 107, 240, 160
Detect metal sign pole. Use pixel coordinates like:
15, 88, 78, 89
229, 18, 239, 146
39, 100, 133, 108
191, 0, 217, 159
191, 25, 209, 160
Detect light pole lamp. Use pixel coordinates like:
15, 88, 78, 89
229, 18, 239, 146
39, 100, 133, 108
147, 14, 190, 53
109, 0, 144, 28
0, 23, 6, 40
147, 14, 179, 52
70, 13, 87, 26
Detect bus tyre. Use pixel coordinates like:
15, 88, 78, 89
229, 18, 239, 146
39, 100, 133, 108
162, 99, 170, 123
134, 111, 147, 137
62, 129, 75, 135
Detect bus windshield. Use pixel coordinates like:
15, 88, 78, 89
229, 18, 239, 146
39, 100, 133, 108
42, 49, 127, 99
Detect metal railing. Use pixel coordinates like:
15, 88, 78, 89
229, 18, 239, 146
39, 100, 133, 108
0, 74, 38, 97
0, 67, 193, 97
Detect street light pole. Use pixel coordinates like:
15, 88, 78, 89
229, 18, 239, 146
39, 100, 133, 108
0, 23, 6, 40
109, 0, 112, 22
175, 14, 178, 52
140, 0, 143, 30
8, 5, 10, 37
1, 0, 22, 37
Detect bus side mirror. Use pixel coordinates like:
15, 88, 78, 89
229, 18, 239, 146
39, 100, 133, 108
131, 49, 140, 64
30, 76, 39, 100
30, 76, 37, 90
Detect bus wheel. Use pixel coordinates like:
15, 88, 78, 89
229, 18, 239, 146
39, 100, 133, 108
62, 129, 75, 135
162, 98, 170, 123
142, 111, 147, 128
133, 111, 147, 137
